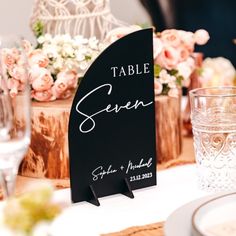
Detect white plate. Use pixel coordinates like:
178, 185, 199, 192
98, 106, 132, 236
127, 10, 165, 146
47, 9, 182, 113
192, 192, 236, 236
164, 193, 226, 236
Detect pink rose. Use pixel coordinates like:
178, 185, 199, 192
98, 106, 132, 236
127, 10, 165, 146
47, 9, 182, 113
9, 86, 18, 97
104, 25, 142, 43
1, 49, 17, 68
194, 29, 210, 45
161, 29, 181, 47
155, 46, 179, 70
53, 89, 73, 100
29, 66, 41, 83
16, 54, 27, 67
8, 65, 27, 83
22, 40, 33, 54
31, 68, 54, 91
51, 79, 68, 98
7, 78, 20, 97
11, 48, 20, 59
31, 89, 55, 102
154, 79, 163, 95
28, 49, 49, 68
56, 70, 78, 89
178, 31, 195, 53
153, 37, 163, 59
52, 70, 78, 99
178, 44, 191, 62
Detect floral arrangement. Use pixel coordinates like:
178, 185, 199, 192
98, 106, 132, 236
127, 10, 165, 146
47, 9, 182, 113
104, 26, 210, 97
1, 22, 210, 101
199, 57, 236, 87
1, 33, 104, 101
153, 29, 209, 97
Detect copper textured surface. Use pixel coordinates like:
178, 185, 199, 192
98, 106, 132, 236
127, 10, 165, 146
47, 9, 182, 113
19, 99, 73, 179
155, 95, 182, 163
101, 222, 164, 236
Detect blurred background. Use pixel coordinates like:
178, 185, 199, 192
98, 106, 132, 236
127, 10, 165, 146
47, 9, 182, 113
0, 0, 235, 66
0, 0, 151, 43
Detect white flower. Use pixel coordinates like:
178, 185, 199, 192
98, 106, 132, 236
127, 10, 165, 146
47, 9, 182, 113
37, 35, 45, 44
154, 78, 163, 95
74, 35, 88, 45
99, 43, 109, 52
53, 35, 64, 44
42, 44, 58, 58
61, 34, 72, 44
176, 61, 193, 80
88, 37, 99, 49
168, 80, 177, 89
194, 29, 210, 45
90, 50, 100, 59
199, 67, 214, 85
74, 47, 87, 61
159, 69, 176, 84
53, 56, 64, 70
64, 58, 76, 70
200, 57, 236, 87
61, 43, 74, 57
44, 34, 52, 43
75, 51, 85, 61
79, 61, 89, 70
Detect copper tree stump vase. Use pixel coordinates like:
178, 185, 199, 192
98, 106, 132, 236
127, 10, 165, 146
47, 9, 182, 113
19, 98, 72, 179
155, 94, 182, 163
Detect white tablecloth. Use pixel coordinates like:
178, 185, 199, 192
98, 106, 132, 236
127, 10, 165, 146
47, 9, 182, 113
51, 164, 212, 236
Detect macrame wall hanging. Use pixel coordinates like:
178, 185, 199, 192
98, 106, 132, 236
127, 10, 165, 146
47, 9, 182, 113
30, 0, 127, 40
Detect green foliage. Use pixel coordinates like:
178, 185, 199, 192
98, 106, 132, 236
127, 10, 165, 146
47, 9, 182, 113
85, 55, 92, 61
169, 69, 178, 76
32, 20, 44, 38
176, 75, 184, 86
154, 64, 161, 77
161, 84, 170, 95
196, 67, 203, 76
138, 22, 152, 29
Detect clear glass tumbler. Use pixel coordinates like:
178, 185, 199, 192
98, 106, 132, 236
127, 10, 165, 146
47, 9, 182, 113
0, 35, 31, 198
189, 87, 236, 192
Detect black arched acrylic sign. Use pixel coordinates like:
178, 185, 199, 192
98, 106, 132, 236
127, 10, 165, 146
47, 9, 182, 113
69, 28, 156, 205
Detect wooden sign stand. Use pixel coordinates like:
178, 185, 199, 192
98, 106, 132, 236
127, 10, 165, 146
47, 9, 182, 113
88, 178, 134, 206
122, 178, 134, 199
88, 185, 100, 206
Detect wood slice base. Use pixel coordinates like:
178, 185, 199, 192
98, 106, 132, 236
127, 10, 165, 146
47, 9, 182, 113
19, 98, 73, 179
155, 95, 182, 163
